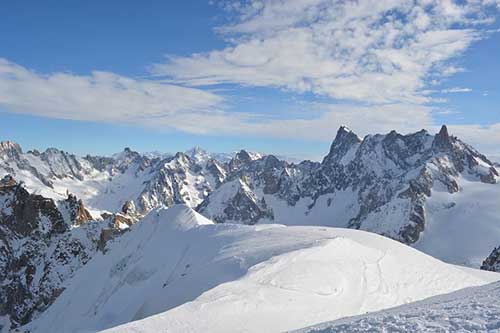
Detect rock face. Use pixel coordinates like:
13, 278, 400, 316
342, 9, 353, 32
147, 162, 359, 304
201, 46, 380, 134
197, 178, 273, 224
481, 247, 500, 272
0, 176, 104, 330
62, 193, 93, 226
197, 125, 498, 246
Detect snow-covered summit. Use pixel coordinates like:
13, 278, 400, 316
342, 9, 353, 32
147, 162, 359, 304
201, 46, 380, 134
156, 204, 213, 231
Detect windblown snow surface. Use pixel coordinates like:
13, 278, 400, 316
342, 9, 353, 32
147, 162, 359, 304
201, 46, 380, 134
25, 205, 499, 333
293, 280, 500, 333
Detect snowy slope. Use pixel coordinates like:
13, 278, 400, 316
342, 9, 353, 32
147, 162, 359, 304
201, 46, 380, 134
293, 280, 500, 333
415, 176, 500, 267
24, 206, 499, 333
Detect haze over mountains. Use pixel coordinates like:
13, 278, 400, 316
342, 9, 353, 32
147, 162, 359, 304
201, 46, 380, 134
1, 126, 499, 332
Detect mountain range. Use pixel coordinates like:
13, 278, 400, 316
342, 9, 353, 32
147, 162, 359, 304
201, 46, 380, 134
1, 125, 499, 332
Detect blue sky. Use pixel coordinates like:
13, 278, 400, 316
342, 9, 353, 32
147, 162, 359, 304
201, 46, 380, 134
1, 0, 499, 160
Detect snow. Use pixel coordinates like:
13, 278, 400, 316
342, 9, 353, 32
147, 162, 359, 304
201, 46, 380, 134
25, 206, 499, 333
200, 178, 251, 218
340, 145, 358, 165
415, 176, 500, 267
261, 189, 360, 227
293, 280, 500, 333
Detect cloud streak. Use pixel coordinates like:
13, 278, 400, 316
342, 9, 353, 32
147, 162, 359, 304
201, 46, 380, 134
0, 59, 435, 141
0, 58, 227, 133
153, 0, 498, 104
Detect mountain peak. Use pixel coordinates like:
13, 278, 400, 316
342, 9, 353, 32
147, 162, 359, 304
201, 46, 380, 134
0, 174, 17, 187
0, 140, 22, 158
156, 204, 213, 231
335, 125, 354, 139
439, 124, 449, 138
236, 149, 252, 162
433, 124, 452, 151
323, 126, 362, 164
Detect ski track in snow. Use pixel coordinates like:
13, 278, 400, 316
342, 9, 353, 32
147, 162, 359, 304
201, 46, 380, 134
293, 281, 500, 333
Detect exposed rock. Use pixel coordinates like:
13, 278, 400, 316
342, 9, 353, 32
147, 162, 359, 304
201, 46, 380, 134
206, 159, 227, 188
0, 141, 22, 159
0, 174, 17, 187
481, 246, 500, 272
200, 125, 498, 246
197, 178, 273, 225
228, 150, 253, 171
63, 193, 93, 226
121, 200, 136, 215
433, 125, 452, 151
323, 126, 362, 165
0, 182, 103, 329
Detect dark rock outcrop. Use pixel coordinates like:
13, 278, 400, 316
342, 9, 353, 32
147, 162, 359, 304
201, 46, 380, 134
481, 246, 500, 272
0, 177, 102, 329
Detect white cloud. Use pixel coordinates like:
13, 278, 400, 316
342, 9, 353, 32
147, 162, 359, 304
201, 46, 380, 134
448, 123, 500, 156
230, 103, 435, 141
0, 58, 226, 133
441, 87, 473, 93
152, 0, 498, 104
0, 59, 432, 141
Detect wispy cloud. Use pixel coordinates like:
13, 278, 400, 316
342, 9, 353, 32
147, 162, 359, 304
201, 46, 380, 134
441, 87, 473, 93
0, 59, 434, 139
152, 0, 498, 105
0, 58, 226, 133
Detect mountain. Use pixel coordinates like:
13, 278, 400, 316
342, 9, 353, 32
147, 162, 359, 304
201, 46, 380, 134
198, 125, 500, 267
0, 175, 109, 329
482, 247, 500, 272
293, 280, 500, 333
1, 126, 499, 269
0, 144, 220, 214
1, 126, 500, 332
23, 205, 499, 333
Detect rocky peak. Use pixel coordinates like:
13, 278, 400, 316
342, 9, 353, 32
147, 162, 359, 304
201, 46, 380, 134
113, 147, 150, 173
27, 149, 41, 156
64, 192, 93, 226
481, 246, 500, 272
0, 181, 67, 237
0, 140, 22, 159
121, 200, 136, 215
263, 154, 282, 169
197, 178, 273, 225
169, 152, 192, 169
206, 159, 227, 187
84, 154, 115, 172
0, 174, 17, 187
323, 126, 362, 164
185, 146, 209, 163
236, 149, 252, 162
433, 125, 452, 151
0, 185, 103, 329
117, 147, 141, 162
228, 150, 253, 171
